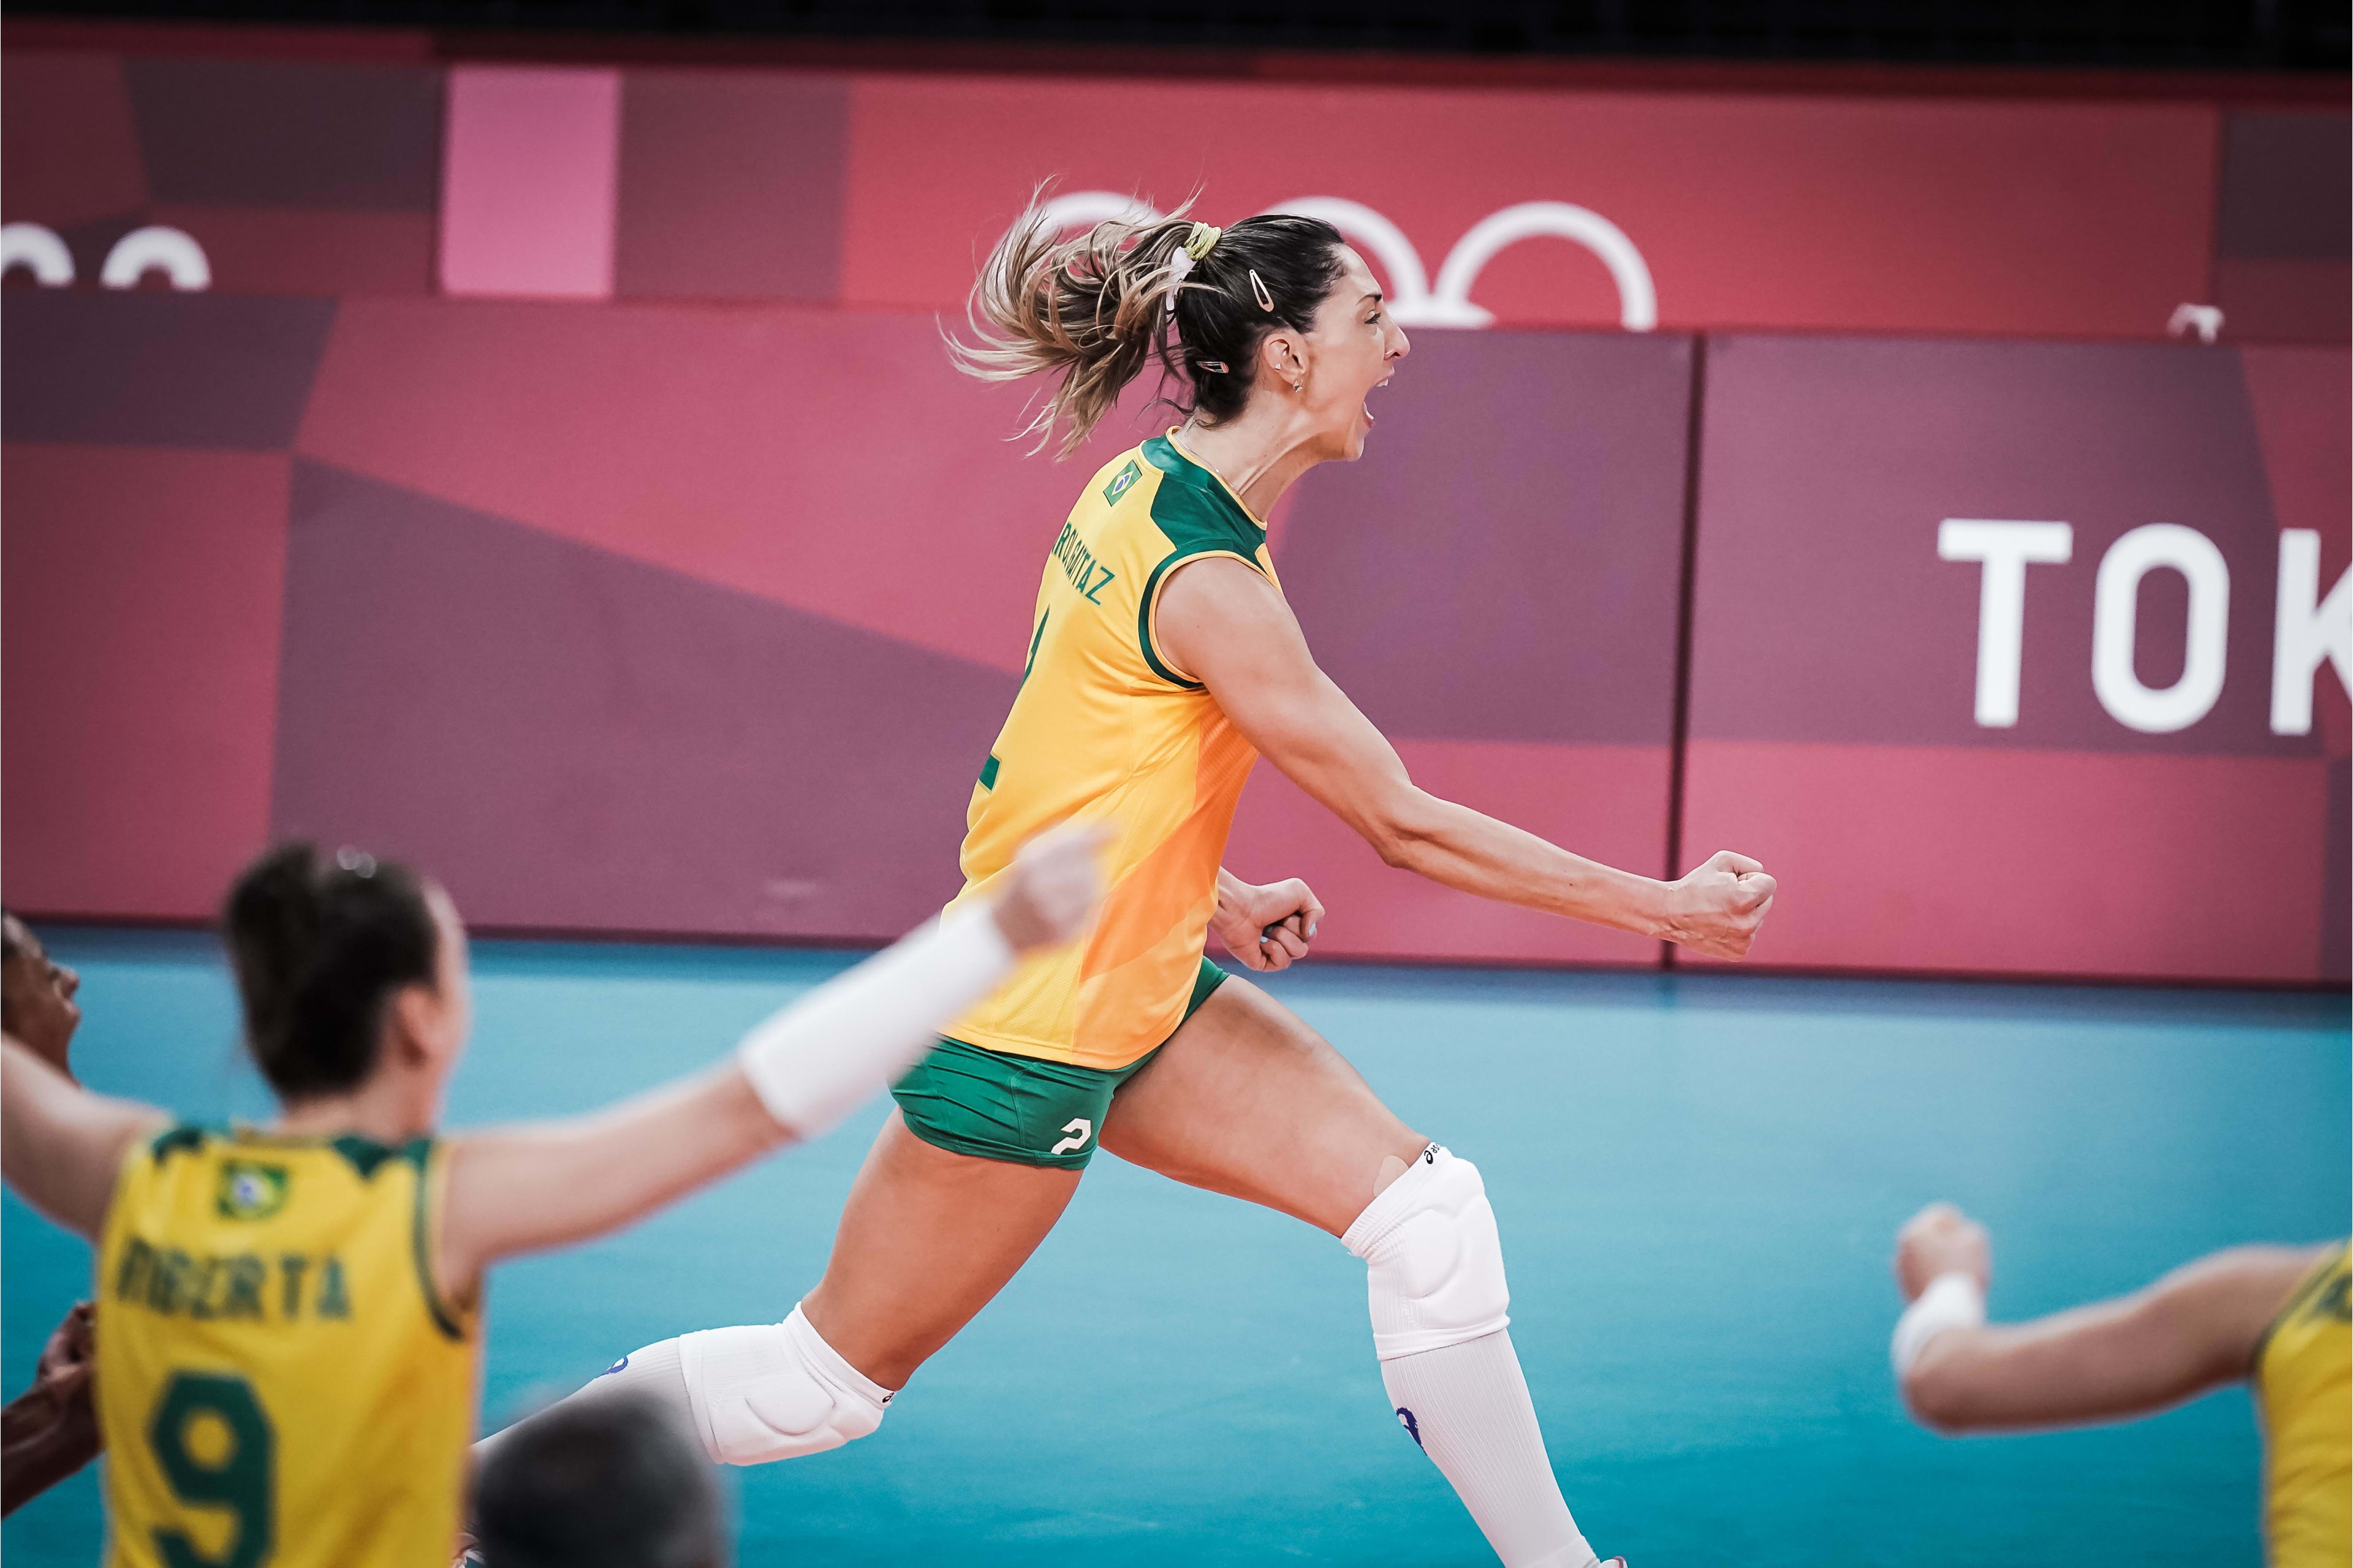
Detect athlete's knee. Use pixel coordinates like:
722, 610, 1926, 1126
678, 1305, 895, 1466
1341, 1144, 1510, 1360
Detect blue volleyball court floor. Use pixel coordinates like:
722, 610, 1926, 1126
6, 929, 2345, 1566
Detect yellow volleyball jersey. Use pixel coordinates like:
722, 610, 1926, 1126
2256, 1243, 2351, 1568
95, 1123, 477, 1568
944, 433, 1278, 1069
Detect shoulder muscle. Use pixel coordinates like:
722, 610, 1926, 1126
1156, 556, 1304, 687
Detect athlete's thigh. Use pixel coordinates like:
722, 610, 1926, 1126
1099, 974, 1425, 1238
801, 1110, 1080, 1389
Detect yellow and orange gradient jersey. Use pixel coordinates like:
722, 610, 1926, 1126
941, 433, 1278, 1069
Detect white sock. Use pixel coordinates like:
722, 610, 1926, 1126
1381, 1328, 1597, 1568
474, 1335, 694, 1467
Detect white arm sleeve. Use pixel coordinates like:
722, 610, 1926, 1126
1891, 1271, 1987, 1379
736, 906, 1016, 1137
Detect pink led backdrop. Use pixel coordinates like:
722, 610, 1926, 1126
2, 26, 2345, 982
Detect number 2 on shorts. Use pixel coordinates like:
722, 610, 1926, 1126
1050, 1118, 1093, 1156
148, 1370, 275, 1568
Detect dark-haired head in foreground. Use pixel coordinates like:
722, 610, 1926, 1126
474, 1392, 727, 1568
220, 842, 453, 1103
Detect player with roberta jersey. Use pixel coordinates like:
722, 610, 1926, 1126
0, 827, 1103, 1568
504, 199, 1776, 1568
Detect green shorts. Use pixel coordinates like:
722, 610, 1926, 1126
892, 958, 1229, 1170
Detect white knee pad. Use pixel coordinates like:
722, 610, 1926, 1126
677, 1305, 893, 1466
1342, 1145, 1511, 1360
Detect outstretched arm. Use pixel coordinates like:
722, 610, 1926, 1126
1889, 1202, 2323, 1433
1159, 559, 1774, 957
434, 821, 1105, 1293
1, 1034, 168, 1241
434, 1061, 786, 1299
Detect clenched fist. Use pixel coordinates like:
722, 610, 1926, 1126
1659, 849, 1776, 959
991, 819, 1112, 953
1893, 1202, 1991, 1302
1211, 876, 1325, 973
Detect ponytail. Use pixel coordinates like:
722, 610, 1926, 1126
949, 189, 1346, 458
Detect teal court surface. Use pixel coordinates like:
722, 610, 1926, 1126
6, 929, 2346, 1566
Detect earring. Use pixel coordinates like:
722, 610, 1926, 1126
1291, 380, 1303, 393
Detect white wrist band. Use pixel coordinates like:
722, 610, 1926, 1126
736, 906, 1015, 1137
1891, 1271, 1985, 1379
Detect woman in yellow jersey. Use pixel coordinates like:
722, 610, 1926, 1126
512, 201, 1775, 1568
0, 830, 1101, 1568
1892, 1202, 2349, 1564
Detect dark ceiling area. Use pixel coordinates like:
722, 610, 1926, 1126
6, 0, 2349, 71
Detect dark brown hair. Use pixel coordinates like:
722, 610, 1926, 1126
222, 842, 438, 1099
950, 192, 1348, 456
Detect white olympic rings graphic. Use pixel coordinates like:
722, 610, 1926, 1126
1, 222, 212, 290
1036, 191, 1656, 331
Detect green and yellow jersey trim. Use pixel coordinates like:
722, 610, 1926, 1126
1135, 434, 1270, 689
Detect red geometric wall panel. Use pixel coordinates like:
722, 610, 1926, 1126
270, 461, 1015, 940
9, 32, 2344, 351
2, 26, 2345, 983
1225, 330, 1691, 966
1680, 742, 2330, 979
841, 77, 2221, 339
2, 445, 290, 919
286, 313, 1692, 955
2213, 111, 2351, 344
3, 50, 440, 296
2, 51, 148, 231
614, 70, 847, 303
4, 291, 336, 448
1682, 336, 2347, 982
292, 296, 1160, 673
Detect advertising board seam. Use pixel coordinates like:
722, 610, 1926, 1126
1662, 335, 1708, 967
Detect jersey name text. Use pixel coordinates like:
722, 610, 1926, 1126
1050, 520, 1117, 604
113, 1233, 353, 1322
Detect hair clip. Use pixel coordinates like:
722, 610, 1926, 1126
1165, 222, 1224, 314
335, 846, 378, 878
1248, 269, 1276, 312
1197, 359, 1229, 374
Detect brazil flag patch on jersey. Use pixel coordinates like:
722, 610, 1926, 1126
215, 1161, 290, 1221
1102, 459, 1140, 504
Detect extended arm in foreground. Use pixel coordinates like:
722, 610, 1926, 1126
434, 820, 1107, 1291
1889, 1201, 2324, 1432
